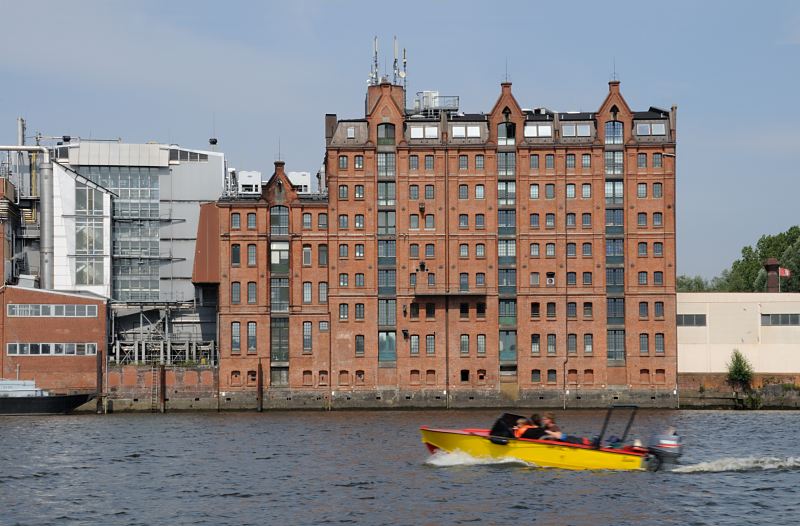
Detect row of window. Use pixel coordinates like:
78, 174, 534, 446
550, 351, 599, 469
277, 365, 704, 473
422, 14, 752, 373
337, 155, 365, 170
637, 152, 665, 169
230, 212, 257, 230
6, 304, 98, 318
7, 343, 98, 356
230, 282, 258, 305
230, 321, 258, 354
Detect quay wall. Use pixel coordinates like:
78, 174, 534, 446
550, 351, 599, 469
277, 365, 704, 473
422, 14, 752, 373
94, 366, 800, 412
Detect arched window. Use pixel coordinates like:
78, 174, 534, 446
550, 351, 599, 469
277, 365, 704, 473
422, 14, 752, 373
270, 206, 289, 235
498, 121, 516, 146
377, 123, 395, 145
605, 121, 624, 145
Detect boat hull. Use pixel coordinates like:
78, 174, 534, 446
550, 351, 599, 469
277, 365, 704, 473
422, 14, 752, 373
0, 393, 95, 415
421, 427, 650, 471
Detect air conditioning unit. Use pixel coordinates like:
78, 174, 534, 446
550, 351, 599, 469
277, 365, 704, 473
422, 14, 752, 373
546, 277, 556, 286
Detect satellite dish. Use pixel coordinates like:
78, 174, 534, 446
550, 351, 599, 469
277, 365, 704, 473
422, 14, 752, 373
398, 71, 406, 78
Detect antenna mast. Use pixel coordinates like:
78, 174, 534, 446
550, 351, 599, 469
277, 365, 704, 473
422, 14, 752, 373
370, 36, 379, 85
393, 36, 398, 84
402, 47, 408, 111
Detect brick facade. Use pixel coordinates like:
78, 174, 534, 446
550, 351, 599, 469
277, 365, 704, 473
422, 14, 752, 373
197, 79, 678, 406
0, 286, 107, 393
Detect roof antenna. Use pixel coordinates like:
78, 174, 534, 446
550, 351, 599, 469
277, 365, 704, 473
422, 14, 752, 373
400, 47, 408, 111
612, 57, 618, 81
504, 58, 509, 82
278, 137, 281, 161
371, 36, 379, 85
393, 36, 398, 85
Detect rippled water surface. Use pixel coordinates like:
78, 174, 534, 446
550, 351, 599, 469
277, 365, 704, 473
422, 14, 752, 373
2, 409, 799, 525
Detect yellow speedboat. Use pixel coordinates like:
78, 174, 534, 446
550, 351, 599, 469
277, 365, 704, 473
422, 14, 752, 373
420, 407, 681, 472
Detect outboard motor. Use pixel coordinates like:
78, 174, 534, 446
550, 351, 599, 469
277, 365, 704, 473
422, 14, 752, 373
647, 427, 683, 466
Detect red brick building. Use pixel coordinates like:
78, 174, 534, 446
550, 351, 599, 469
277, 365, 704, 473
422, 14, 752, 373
0, 285, 107, 393
196, 79, 677, 408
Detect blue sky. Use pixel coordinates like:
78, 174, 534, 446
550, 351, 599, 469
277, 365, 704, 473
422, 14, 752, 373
1, 0, 799, 278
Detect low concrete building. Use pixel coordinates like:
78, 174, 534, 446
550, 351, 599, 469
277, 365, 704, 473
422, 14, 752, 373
678, 292, 800, 389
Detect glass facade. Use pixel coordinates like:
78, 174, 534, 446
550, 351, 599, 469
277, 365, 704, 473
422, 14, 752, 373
77, 167, 161, 300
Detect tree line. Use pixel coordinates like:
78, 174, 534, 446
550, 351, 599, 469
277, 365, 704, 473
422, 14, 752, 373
677, 226, 800, 292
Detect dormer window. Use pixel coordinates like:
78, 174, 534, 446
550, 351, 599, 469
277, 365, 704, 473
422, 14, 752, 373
498, 122, 516, 146
377, 123, 395, 145
346, 126, 356, 139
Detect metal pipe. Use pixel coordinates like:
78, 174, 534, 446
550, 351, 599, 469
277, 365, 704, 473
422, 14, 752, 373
17, 118, 25, 146
0, 145, 53, 289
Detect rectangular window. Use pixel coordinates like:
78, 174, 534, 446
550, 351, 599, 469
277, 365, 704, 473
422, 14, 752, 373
459, 184, 468, 199
582, 183, 591, 199
653, 182, 663, 198
378, 299, 396, 325
531, 334, 540, 355
426, 335, 435, 355
377, 153, 396, 178
566, 184, 576, 199
303, 282, 312, 304
303, 213, 312, 229
653, 212, 663, 227
638, 153, 647, 168
568, 333, 577, 354
655, 301, 664, 318
339, 155, 348, 169
247, 282, 257, 304
339, 303, 349, 320
583, 302, 593, 318
231, 322, 240, 353
355, 303, 365, 320
583, 272, 592, 285
318, 213, 328, 229
355, 335, 365, 356
545, 183, 555, 199
270, 278, 289, 311
608, 330, 625, 361
231, 213, 240, 229
475, 214, 485, 229
459, 155, 468, 170
545, 154, 554, 169
582, 213, 591, 227
425, 155, 434, 170
319, 282, 328, 303
582, 153, 591, 168
498, 152, 516, 176
425, 184, 435, 200
604, 151, 624, 175
476, 154, 484, 169
410, 335, 420, 355
247, 322, 257, 353
303, 322, 312, 353
379, 331, 396, 362
584, 334, 593, 354
477, 334, 486, 355
231, 244, 241, 266
655, 333, 665, 354
547, 334, 556, 355
377, 182, 395, 205
677, 313, 708, 326
653, 153, 663, 167
530, 154, 539, 170
639, 272, 648, 285
409, 155, 419, 171
498, 181, 516, 205
583, 242, 592, 257
425, 214, 435, 229
247, 244, 257, 266
231, 282, 241, 304
460, 334, 470, 355
654, 271, 664, 285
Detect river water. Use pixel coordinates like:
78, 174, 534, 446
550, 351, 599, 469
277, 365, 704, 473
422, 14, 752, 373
1, 409, 799, 525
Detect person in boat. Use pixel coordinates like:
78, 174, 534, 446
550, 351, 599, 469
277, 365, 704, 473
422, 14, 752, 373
521, 413, 547, 439
542, 412, 568, 440
512, 415, 548, 440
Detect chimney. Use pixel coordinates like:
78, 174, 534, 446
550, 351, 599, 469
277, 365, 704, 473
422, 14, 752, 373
501, 82, 512, 95
608, 80, 621, 94
274, 160, 286, 179
764, 258, 780, 293
325, 114, 337, 145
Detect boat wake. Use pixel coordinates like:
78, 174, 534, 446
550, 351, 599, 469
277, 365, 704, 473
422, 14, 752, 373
425, 450, 536, 468
673, 456, 800, 474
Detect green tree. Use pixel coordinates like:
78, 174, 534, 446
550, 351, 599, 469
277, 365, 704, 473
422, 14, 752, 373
676, 274, 711, 292
726, 349, 754, 393
714, 226, 800, 292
